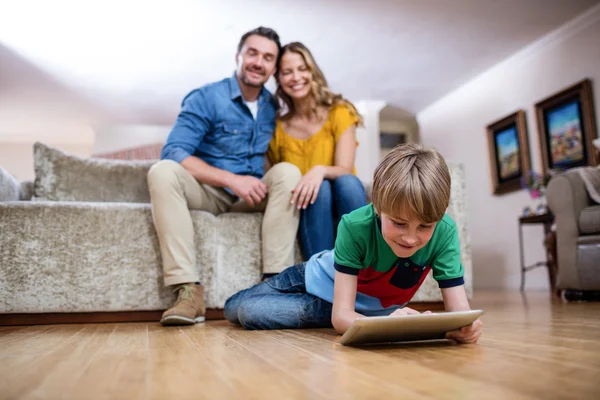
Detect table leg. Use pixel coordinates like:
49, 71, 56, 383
544, 229, 558, 296
519, 222, 525, 291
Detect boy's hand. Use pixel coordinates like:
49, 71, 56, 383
389, 307, 432, 316
445, 319, 483, 344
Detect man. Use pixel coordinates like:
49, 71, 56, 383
148, 27, 301, 326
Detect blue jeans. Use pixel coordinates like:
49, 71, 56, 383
300, 174, 366, 259
224, 263, 333, 330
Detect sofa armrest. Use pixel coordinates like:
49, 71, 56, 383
0, 168, 21, 202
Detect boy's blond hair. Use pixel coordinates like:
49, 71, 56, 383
372, 143, 451, 223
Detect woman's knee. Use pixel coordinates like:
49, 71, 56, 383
314, 180, 333, 203
334, 175, 366, 198
333, 174, 364, 191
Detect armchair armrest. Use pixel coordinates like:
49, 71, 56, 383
547, 170, 592, 289
547, 170, 591, 233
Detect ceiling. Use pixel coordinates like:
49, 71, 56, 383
1, 0, 599, 127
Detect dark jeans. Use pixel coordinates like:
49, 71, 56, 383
224, 263, 333, 330
300, 174, 366, 259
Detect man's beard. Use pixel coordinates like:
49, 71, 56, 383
241, 70, 265, 88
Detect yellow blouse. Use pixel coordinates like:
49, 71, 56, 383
267, 104, 360, 176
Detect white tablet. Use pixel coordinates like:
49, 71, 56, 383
339, 309, 484, 346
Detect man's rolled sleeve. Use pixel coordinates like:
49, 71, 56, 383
162, 146, 194, 164
161, 89, 213, 163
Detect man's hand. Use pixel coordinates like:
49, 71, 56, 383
291, 166, 325, 209
229, 175, 268, 206
389, 307, 432, 316
445, 319, 483, 344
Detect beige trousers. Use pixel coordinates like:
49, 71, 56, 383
147, 160, 301, 287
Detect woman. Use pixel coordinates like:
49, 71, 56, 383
267, 42, 367, 259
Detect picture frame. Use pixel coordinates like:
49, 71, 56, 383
535, 79, 598, 177
486, 110, 531, 195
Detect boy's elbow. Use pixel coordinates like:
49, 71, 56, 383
331, 313, 348, 335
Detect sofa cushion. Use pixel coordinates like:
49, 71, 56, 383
0, 167, 21, 201
33, 142, 156, 203
19, 180, 34, 200
579, 205, 600, 234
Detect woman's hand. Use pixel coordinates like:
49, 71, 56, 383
291, 166, 326, 209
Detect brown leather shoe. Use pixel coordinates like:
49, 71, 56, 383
160, 283, 206, 326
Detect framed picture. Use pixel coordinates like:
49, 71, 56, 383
535, 79, 598, 176
486, 110, 531, 195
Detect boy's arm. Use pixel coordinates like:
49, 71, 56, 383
331, 271, 364, 334
441, 285, 471, 311
441, 285, 483, 344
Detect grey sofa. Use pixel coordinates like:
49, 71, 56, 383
547, 168, 600, 295
0, 143, 472, 316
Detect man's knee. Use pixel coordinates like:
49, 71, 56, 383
267, 162, 302, 191
147, 160, 183, 190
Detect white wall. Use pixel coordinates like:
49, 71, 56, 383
0, 103, 95, 181
0, 140, 93, 181
93, 125, 171, 154
355, 100, 386, 182
417, 5, 600, 290
0, 44, 95, 180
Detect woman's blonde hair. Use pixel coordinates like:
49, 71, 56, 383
372, 143, 451, 223
275, 42, 362, 125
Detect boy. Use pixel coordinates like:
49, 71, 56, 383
224, 143, 482, 344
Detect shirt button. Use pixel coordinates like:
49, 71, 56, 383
405, 262, 409, 267
233, 129, 238, 134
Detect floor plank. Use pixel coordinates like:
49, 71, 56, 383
145, 324, 239, 400
215, 322, 430, 399
0, 291, 599, 399
182, 324, 326, 399
260, 329, 533, 400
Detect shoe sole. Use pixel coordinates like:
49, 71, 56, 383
160, 315, 206, 326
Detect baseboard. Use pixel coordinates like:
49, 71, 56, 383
0, 303, 444, 326
0, 309, 225, 326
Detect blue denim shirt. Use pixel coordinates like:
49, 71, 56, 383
161, 73, 277, 180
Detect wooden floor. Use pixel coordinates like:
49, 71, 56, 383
1, 292, 599, 400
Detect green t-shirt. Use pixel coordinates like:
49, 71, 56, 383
332, 204, 464, 308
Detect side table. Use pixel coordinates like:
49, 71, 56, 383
518, 213, 557, 292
